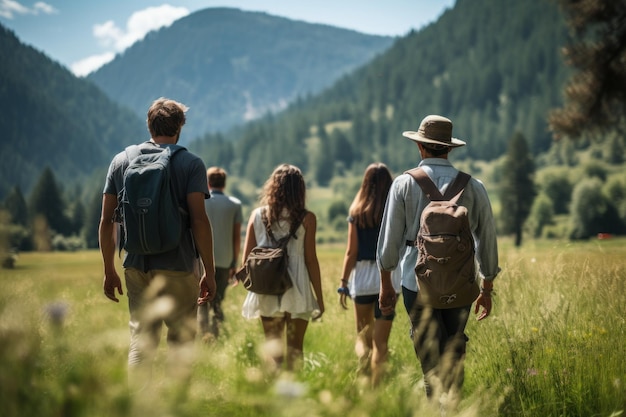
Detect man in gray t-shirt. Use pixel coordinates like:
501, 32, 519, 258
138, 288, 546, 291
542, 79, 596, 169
197, 167, 243, 340
99, 98, 216, 389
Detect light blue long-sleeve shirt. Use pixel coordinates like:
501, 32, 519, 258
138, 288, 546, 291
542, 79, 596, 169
376, 158, 500, 292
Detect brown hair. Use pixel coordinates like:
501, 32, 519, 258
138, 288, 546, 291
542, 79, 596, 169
207, 167, 227, 188
261, 164, 307, 229
146, 97, 188, 138
421, 143, 450, 157
349, 163, 393, 229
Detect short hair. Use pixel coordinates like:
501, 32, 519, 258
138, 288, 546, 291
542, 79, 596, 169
422, 143, 450, 157
207, 167, 227, 188
146, 97, 188, 138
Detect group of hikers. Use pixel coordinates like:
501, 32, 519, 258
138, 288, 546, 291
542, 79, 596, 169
99, 97, 500, 411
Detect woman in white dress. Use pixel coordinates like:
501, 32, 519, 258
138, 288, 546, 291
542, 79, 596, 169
241, 164, 324, 370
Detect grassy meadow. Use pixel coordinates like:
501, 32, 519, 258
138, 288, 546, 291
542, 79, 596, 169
1, 237, 625, 417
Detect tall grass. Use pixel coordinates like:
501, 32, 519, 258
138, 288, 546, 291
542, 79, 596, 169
0, 239, 624, 416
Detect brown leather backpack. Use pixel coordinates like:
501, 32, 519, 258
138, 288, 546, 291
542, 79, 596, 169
406, 168, 479, 309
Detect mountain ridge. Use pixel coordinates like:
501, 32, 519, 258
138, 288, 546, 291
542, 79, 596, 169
87, 7, 395, 141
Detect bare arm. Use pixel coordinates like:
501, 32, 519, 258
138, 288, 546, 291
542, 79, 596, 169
379, 269, 397, 316
240, 213, 257, 266
303, 212, 324, 318
188, 191, 216, 304
99, 193, 123, 302
339, 221, 358, 308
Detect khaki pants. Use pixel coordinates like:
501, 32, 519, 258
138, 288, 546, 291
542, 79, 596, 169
125, 268, 199, 387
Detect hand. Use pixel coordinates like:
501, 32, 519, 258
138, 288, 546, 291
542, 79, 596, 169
312, 304, 325, 321
378, 285, 397, 316
197, 272, 217, 305
103, 271, 123, 303
474, 291, 492, 321
337, 285, 350, 310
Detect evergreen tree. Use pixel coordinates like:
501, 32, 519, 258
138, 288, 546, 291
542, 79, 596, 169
29, 167, 71, 236
3, 186, 28, 226
68, 200, 86, 236
314, 124, 334, 186
550, 0, 626, 139
499, 132, 536, 246
84, 190, 102, 249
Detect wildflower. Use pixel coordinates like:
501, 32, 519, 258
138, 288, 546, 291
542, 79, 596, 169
44, 301, 69, 327
274, 378, 307, 398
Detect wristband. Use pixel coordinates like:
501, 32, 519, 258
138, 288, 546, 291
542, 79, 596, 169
337, 287, 350, 297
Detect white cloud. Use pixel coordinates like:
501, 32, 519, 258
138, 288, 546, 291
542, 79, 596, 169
93, 5, 189, 52
33, 1, 57, 15
70, 52, 115, 77
0, 0, 56, 18
70, 5, 189, 77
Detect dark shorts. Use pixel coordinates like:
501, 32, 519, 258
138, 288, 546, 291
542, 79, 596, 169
354, 294, 396, 321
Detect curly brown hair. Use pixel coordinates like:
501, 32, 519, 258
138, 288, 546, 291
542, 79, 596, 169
349, 163, 393, 229
261, 164, 307, 229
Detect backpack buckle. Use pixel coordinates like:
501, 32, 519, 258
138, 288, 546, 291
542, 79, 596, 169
439, 294, 457, 304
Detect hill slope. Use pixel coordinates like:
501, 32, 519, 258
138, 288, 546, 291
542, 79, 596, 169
0, 25, 146, 200
190, 0, 571, 183
87, 7, 395, 141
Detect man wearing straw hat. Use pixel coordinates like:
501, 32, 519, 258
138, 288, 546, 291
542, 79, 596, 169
377, 115, 500, 408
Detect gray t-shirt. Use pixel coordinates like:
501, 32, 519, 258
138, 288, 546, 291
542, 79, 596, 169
205, 190, 243, 268
103, 141, 209, 272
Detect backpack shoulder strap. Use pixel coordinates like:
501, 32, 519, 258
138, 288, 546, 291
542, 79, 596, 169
405, 167, 443, 201
405, 168, 471, 203
261, 208, 303, 245
443, 171, 471, 203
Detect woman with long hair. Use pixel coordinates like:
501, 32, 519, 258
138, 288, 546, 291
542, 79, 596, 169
241, 164, 324, 370
338, 162, 399, 385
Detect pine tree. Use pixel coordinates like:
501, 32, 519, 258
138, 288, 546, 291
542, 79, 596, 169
29, 167, 70, 236
84, 190, 103, 249
3, 186, 28, 226
549, 0, 626, 138
499, 132, 536, 246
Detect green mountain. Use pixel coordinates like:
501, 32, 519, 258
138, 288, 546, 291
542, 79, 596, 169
0, 25, 146, 201
87, 7, 395, 142
0, 0, 573, 201
190, 0, 572, 184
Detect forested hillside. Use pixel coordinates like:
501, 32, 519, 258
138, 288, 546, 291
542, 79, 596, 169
87, 7, 394, 141
190, 0, 571, 184
0, 25, 145, 201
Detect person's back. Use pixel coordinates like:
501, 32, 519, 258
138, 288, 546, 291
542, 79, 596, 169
240, 164, 325, 370
338, 163, 399, 386
377, 115, 499, 409
99, 97, 217, 390
198, 167, 242, 340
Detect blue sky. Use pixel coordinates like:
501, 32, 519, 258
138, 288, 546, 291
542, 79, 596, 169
0, 0, 455, 76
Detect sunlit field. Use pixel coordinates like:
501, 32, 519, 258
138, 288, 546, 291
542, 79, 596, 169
1, 238, 624, 417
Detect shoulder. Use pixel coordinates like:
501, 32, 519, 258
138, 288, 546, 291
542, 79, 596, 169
467, 176, 488, 194
303, 211, 317, 227
228, 195, 242, 206
110, 150, 128, 168
390, 172, 418, 194
175, 148, 203, 166
250, 206, 264, 221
